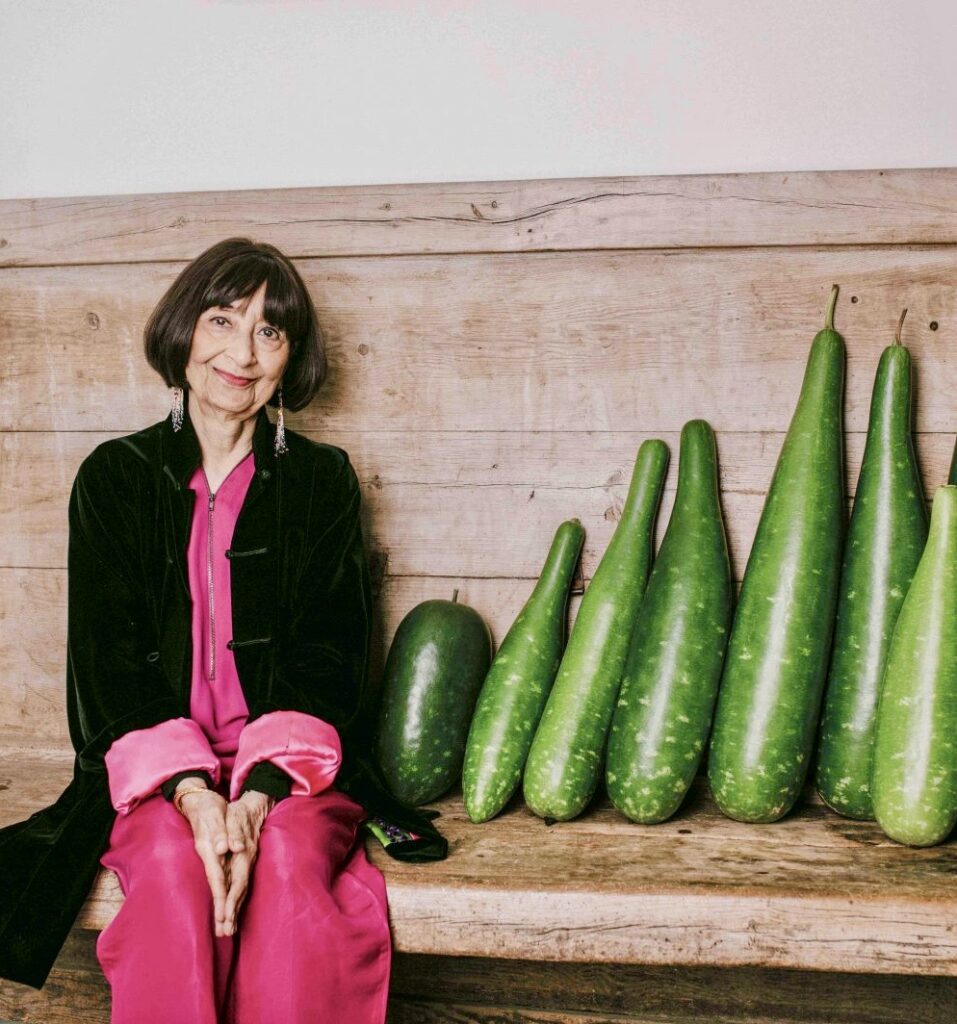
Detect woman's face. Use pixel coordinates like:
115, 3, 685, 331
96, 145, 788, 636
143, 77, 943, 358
185, 280, 290, 421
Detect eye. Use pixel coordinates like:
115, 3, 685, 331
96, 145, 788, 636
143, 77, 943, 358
259, 326, 286, 347
211, 315, 230, 327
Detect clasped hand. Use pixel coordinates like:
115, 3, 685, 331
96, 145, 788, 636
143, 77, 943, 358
176, 783, 276, 937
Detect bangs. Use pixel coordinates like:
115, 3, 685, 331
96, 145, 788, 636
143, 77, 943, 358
204, 253, 308, 352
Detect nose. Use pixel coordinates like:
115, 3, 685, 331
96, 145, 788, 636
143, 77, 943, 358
227, 328, 257, 368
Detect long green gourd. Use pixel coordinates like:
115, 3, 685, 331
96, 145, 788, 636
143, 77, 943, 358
872, 485, 957, 847
462, 518, 586, 823
816, 310, 929, 819
708, 285, 846, 823
523, 439, 669, 820
606, 420, 732, 823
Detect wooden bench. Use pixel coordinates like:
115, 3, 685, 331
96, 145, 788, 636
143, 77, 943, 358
3, 168, 957, 1021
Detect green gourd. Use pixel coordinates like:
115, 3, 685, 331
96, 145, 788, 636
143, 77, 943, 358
523, 439, 669, 821
462, 519, 586, 823
708, 285, 846, 823
816, 310, 928, 819
606, 420, 733, 823
375, 593, 492, 805
872, 486, 957, 847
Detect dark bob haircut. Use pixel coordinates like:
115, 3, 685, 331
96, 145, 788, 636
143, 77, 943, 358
144, 237, 325, 412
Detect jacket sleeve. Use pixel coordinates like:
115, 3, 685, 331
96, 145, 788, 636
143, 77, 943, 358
104, 717, 221, 814
66, 445, 182, 775
237, 761, 294, 801
158, 763, 293, 802
228, 710, 341, 801
161, 769, 216, 801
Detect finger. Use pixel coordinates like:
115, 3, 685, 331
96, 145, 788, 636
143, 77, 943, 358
212, 816, 230, 857
224, 852, 250, 935
197, 842, 229, 935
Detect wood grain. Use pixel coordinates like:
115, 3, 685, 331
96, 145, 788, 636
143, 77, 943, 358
3, 428, 955, 573
2, 755, 957, 978
2, 168, 957, 267
1, 248, 955, 434
4, 938, 955, 1023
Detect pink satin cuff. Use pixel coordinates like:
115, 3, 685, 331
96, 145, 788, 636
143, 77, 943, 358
229, 710, 342, 802
104, 717, 222, 815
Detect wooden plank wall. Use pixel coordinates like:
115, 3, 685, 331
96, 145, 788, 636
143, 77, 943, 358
2, 168, 957, 753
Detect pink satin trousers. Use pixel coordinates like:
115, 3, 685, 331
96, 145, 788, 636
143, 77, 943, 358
95, 779, 392, 1023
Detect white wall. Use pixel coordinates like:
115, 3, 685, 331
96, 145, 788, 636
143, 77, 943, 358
1, 0, 955, 200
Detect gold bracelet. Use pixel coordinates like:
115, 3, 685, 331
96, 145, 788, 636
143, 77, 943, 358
173, 785, 210, 816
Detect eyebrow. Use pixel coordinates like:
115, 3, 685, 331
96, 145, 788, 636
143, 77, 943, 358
213, 305, 279, 325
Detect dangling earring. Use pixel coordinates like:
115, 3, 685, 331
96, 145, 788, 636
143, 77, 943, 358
170, 386, 184, 432
274, 384, 288, 455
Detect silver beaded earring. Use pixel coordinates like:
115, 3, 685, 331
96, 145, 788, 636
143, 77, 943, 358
274, 385, 288, 455
170, 386, 184, 431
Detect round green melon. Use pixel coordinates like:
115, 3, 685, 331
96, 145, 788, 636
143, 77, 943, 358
375, 591, 492, 805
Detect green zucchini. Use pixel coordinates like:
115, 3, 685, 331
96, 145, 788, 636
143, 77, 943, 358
606, 420, 733, 823
522, 439, 669, 820
708, 285, 846, 823
375, 591, 492, 805
462, 519, 586, 823
872, 485, 957, 846
816, 309, 929, 819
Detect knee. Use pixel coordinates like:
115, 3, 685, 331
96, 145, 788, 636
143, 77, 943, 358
255, 799, 357, 889
126, 823, 212, 908
256, 820, 322, 888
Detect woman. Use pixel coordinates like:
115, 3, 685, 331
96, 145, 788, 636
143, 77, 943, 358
0, 238, 448, 1015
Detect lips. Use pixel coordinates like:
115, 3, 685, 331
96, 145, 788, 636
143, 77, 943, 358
214, 367, 255, 387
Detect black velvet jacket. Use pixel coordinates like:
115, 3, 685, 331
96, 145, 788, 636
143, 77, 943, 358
0, 398, 447, 990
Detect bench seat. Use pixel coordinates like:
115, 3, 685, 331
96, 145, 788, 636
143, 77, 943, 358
4, 749, 957, 979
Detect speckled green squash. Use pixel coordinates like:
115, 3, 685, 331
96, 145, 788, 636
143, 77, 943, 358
708, 285, 846, 823
462, 519, 586, 823
375, 593, 492, 806
872, 486, 957, 847
606, 420, 733, 823
522, 439, 669, 821
816, 313, 928, 820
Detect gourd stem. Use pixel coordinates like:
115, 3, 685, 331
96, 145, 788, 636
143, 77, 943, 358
824, 283, 839, 331
451, 588, 459, 603
895, 308, 907, 346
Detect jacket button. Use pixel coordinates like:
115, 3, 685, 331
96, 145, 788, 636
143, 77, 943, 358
226, 640, 236, 650
259, 468, 271, 480
146, 651, 160, 663
225, 549, 233, 559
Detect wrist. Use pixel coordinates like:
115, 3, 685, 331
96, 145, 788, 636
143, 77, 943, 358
240, 788, 276, 809
173, 782, 214, 816
175, 776, 209, 795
